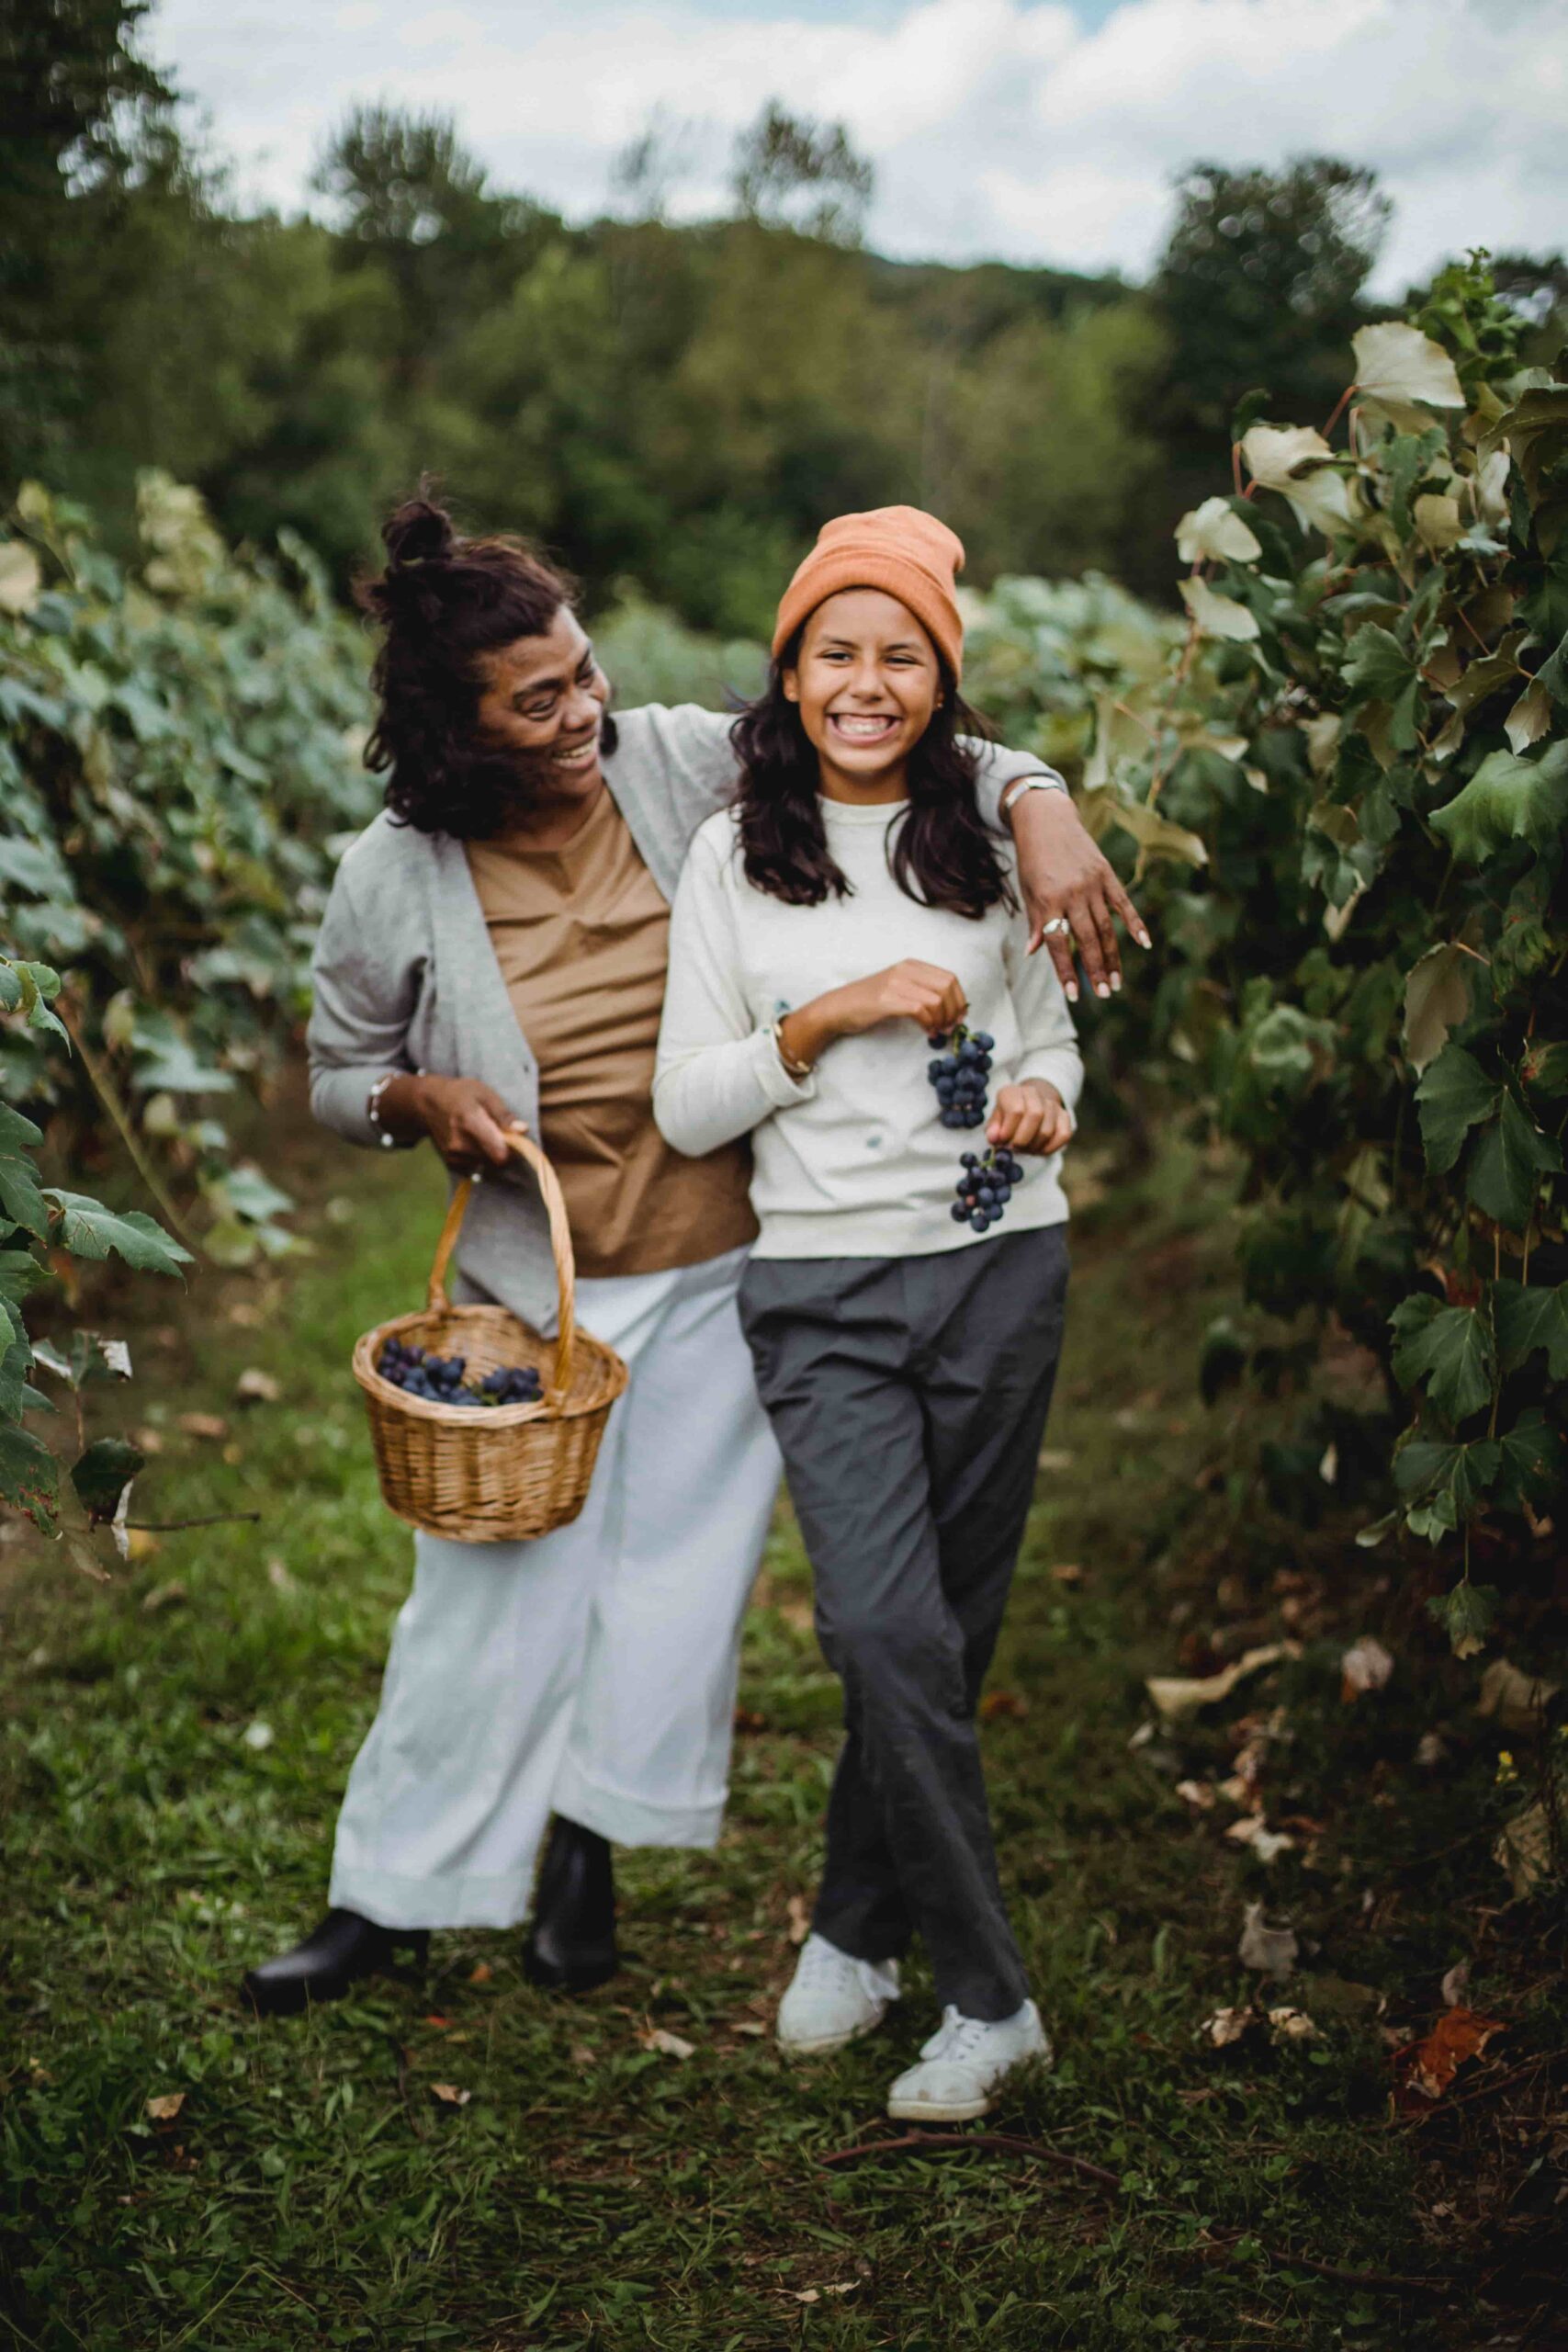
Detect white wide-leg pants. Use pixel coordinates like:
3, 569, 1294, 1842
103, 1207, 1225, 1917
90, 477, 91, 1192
329, 1243, 781, 1930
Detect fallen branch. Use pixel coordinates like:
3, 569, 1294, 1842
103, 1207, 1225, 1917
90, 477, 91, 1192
124, 1511, 262, 1532
818, 2129, 1120, 2190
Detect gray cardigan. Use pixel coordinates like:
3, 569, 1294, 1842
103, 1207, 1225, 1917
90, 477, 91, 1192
307, 702, 1056, 1331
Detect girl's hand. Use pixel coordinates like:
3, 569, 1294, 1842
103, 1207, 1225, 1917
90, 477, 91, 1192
988, 1080, 1072, 1157
385, 1073, 522, 1172
779, 961, 965, 1071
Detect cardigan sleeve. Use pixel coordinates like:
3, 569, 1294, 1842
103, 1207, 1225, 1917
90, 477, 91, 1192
305, 854, 426, 1148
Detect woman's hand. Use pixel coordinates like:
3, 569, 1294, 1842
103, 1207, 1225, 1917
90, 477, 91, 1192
380, 1073, 522, 1172
988, 1079, 1073, 1157
778, 961, 966, 1071
1007, 787, 1151, 1004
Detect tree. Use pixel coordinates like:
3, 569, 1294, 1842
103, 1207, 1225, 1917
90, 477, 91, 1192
1156, 157, 1390, 437
730, 102, 874, 247
0, 0, 178, 478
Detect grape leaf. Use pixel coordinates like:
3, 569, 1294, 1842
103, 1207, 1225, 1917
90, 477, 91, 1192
1416, 1045, 1498, 1173
1402, 946, 1473, 1076
1426, 1581, 1498, 1658
70, 1435, 145, 1521
1493, 1408, 1565, 1510
1393, 1433, 1499, 1512
1467, 1093, 1562, 1229
0, 1421, 58, 1529
0, 1103, 43, 1151
0, 1150, 50, 1240
39, 1193, 192, 1275
1494, 1279, 1568, 1378
1391, 1293, 1497, 1422
1430, 741, 1568, 865
1343, 624, 1420, 749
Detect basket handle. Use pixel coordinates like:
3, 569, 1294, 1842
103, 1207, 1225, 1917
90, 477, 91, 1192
425, 1126, 577, 1406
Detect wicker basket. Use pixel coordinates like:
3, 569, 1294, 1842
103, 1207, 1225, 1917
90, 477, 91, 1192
352, 1127, 628, 1543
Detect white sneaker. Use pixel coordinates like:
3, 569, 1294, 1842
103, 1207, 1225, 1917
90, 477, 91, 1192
776, 1932, 901, 2056
886, 2000, 1052, 2121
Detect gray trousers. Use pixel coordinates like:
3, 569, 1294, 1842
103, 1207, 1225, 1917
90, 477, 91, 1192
739, 1225, 1069, 2020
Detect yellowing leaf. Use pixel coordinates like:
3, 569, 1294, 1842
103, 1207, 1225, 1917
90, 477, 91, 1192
1504, 678, 1551, 754
1201, 2004, 1258, 2047
145, 2091, 186, 2121
0, 541, 43, 616
1175, 496, 1261, 566
1352, 321, 1465, 427
1240, 424, 1360, 537
1476, 1657, 1560, 1732
1402, 944, 1473, 1076
1413, 493, 1462, 551
1179, 577, 1259, 642
429, 2082, 471, 2106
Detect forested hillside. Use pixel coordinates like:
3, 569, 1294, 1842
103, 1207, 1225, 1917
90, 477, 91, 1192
8, 6, 1564, 629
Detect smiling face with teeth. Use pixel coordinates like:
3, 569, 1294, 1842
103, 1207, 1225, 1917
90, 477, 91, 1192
783, 588, 944, 805
474, 605, 612, 813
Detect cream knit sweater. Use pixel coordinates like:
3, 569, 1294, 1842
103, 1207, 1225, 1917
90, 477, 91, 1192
653, 799, 1082, 1261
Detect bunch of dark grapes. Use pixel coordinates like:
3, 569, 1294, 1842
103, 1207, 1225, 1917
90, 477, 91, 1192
378, 1338, 542, 1408
927, 1026, 993, 1129
927, 1024, 1025, 1234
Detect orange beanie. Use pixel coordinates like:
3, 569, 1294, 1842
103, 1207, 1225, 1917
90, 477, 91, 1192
772, 505, 965, 680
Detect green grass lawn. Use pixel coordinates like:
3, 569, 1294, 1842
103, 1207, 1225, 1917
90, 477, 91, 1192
1, 1129, 1560, 2350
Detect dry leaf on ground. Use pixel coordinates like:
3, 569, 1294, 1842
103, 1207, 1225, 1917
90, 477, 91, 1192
176, 1412, 228, 1441
1225, 1817, 1296, 1863
1267, 2007, 1317, 2041
1494, 1798, 1552, 1896
1340, 1636, 1394, 1700
429, 2083, 471, 2107
1146, 1643, 1301, 1722
1440, 1961, 1470, 2007
638, 2027, 694, 2061
1238, 1902, 1298, 1980
1476, 1657, 1560, 1733
145, 2092, 185, 2121
1201, 2005, 1258, 2047
265, 1557, 296, 1593
790, 2286, 855, 2304
730, 2021, 766, 2039
1051, 1562, 1084, 1585
1176, 1780, 1215, 1810
786, 1894, 810, 1946
1392, 2007, 1505, 2106
140, 1580, 188, 1615
235, 1368, 281, 1405
979, 1689, 1028, 1720
468, 1962, 492, 1984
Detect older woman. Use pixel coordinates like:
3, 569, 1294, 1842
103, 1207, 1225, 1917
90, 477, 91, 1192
241, 495, 1145, 2016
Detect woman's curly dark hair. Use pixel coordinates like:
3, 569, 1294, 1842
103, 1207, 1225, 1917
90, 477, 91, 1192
356, 490, 615, 837
729, 638, 1015, 918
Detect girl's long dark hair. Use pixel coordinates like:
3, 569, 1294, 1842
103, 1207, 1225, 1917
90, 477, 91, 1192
356, 488, 615, 837
729, 642, 1015, 917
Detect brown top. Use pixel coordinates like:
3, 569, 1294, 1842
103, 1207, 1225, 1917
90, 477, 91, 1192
466, 788, 757, 1280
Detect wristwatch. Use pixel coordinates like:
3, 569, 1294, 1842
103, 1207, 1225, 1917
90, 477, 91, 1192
1000, 773, 1071, 816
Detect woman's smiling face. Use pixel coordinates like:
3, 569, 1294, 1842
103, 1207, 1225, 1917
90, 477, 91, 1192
783, 588, 943, 797
474, 605, 612, 805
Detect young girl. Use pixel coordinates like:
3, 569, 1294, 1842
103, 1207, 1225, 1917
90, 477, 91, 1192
653, 507, 1080, 2122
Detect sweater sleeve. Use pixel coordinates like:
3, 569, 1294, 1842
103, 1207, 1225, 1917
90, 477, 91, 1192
964, 737, 1069, 831
305, 855, 424, 1148
653, 829, 815, 1159
1004, 897, 1084, 1122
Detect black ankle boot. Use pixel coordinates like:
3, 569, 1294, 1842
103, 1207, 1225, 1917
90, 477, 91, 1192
241, 1909, 428, 2017
524, 1817, 618, 1992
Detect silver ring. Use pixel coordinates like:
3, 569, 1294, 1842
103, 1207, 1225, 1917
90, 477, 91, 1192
1040, 915, 1071, 937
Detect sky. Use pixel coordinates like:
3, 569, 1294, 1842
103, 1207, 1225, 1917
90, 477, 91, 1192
145, 0, 1568, 293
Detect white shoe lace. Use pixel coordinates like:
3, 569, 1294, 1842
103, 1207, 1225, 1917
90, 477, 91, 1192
924, 2006, 995, 2064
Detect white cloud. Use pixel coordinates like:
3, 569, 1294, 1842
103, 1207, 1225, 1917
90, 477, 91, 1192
147, 0, 1568, 288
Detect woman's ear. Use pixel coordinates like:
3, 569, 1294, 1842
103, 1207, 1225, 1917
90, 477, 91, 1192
782, 668, 800, 706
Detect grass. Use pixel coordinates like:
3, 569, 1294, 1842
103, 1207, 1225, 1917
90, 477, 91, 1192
1, 1121, 1562, 2350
